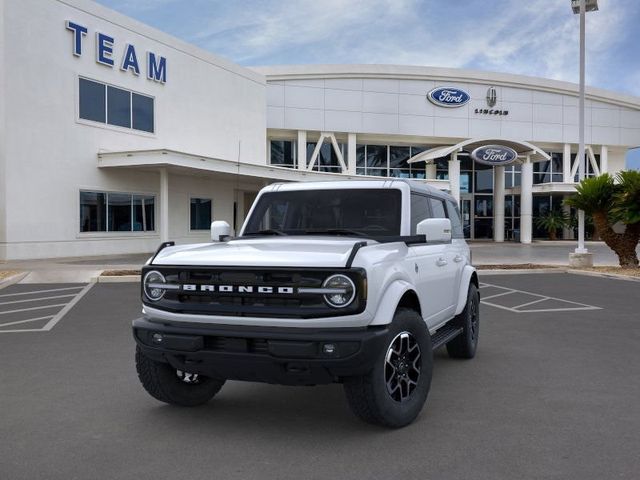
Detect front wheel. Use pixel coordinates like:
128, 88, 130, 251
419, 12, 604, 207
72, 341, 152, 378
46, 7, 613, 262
343, 308, 433, 428
135, 346, 225, 406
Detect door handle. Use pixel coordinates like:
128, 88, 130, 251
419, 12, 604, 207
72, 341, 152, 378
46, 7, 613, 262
436, 257, 448, 267
454, 255, 464, 263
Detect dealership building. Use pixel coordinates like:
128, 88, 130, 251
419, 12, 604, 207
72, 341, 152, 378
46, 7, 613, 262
1, 0, 640, 260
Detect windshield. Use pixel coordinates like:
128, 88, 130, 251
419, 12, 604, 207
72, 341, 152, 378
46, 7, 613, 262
242, 189, 402, 237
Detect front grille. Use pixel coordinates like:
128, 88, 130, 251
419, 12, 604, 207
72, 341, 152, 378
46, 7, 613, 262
142, 266, 366, 319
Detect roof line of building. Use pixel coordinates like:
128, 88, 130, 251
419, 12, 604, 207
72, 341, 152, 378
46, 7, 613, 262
251, 64, 640, 110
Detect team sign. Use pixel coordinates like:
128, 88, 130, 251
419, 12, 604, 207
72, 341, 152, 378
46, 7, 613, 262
66, 21, 167, 84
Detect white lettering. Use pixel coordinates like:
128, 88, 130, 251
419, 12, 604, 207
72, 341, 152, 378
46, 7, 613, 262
219, 285, 233, 293
238, 286, 254, 293
277, 287, 294, 294
183, 284, 196, 291
200, 285, 215, 292
258, 286, 273, 293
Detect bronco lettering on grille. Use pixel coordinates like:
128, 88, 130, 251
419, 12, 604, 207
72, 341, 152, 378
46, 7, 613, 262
181, 284, 295, 294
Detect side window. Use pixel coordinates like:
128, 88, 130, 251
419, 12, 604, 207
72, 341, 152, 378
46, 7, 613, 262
446, 200, 464, 239
410, 194, 431, 234
429, 198, 447, 218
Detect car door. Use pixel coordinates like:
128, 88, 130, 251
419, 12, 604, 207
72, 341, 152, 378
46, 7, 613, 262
408, 194, 458, 328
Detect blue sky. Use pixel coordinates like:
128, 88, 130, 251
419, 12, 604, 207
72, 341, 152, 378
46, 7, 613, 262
95, 0, 640, 169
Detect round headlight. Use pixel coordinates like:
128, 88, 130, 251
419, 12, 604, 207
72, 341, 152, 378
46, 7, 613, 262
144, 270, 166, 301
323, 274, 356, 308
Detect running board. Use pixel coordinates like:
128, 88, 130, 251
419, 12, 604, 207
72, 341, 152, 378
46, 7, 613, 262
431, 324, 464, 349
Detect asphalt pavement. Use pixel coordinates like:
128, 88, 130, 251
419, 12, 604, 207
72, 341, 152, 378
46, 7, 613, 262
0, 273, 639, 480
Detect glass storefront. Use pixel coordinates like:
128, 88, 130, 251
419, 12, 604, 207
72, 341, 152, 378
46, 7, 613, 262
268, 140, 571, 241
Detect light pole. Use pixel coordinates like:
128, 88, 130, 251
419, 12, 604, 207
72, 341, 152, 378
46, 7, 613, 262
570, 0, 597, 263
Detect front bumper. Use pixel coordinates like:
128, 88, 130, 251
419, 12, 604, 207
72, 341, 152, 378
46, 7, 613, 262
133, 318, 389, 386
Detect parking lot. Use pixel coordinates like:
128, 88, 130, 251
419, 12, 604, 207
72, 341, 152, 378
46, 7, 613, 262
1, 273, 639, 480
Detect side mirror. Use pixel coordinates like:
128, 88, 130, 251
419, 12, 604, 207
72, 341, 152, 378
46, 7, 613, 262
416, 218, 452, 243
211, 220, 232, 242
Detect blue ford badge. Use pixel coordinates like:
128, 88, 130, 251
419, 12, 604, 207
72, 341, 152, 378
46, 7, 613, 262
471, 145, 518, 166
427, 87, 470, 108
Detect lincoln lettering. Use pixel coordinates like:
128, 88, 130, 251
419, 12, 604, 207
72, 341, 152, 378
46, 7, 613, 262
65, 21, 167, 83
181, 284, 295, 294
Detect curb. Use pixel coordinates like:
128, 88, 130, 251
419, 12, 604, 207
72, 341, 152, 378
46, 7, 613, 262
0, 271, 29, 290
478, 268, 565, 275
566, 269, 640, 282
93, 275, 141, 283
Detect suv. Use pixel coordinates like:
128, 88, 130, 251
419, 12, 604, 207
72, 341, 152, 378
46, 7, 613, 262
133, 180, 479, 428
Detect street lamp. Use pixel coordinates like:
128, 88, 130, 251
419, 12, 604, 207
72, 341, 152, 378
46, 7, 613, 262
571, 0, 597, 263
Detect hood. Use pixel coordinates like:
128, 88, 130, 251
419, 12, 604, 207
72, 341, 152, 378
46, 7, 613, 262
152, 236, 364, 268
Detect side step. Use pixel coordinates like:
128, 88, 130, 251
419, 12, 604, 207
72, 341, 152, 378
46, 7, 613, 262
430, 323, 464, 350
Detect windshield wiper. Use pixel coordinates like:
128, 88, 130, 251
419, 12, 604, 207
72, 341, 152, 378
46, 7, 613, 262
303, 228, 370, 238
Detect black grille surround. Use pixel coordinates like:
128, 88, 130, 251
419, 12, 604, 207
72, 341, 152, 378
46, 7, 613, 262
142, 266, 367, 319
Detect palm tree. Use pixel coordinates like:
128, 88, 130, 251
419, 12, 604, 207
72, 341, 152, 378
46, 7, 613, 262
565, 172, 640, 267
535, 209, 568, 240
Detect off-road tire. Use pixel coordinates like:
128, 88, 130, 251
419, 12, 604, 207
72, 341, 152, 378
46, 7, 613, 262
343, 308, 433, 428
135, 346, 225, 406
446, 283, 480, 359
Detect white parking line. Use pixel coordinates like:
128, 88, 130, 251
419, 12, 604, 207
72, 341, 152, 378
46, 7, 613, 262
479, 282, 602, 313
0, 286, 84, 298
0, 293, 78, 306
0, 283, 94, 333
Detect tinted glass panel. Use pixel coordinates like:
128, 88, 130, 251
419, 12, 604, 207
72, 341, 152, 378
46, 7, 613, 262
79, 79, 106, 123
410, 194, 431, 235
133, 195, 155, 231
446, 200, 464, 238
190, 198, 212, 230
80, 191, 106, 232
474, 196, 493, 217
270, 140, 296, 167
108, 193, 132, 231
429, 198, 447, 218
132, 93, 154, 133
244, 189, 402, 237
107, 86, 131, 128
366, 145, 387, 169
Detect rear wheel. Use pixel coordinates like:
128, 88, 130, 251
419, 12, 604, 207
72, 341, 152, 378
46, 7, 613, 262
446, 283, 480, 359
135, 346, 225, 406
343, 308, 433, 428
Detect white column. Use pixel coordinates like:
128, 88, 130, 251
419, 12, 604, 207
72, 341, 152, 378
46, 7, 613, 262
297, 130, 307, 170
493, 165, 505, 242
600, 145, 608, 174
448, 153, 461, 205
159, 168, 169, 243
520, 158, 533, 244
563, 143, 573, 183
347, 133, 357, 175
425, 163, 437, 180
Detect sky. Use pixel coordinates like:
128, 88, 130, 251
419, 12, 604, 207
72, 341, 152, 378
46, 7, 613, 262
94, 0, 640, 170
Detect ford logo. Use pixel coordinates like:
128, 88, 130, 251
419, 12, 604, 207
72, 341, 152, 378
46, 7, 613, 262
427, 87, 470, 108
471, 145, 518, 166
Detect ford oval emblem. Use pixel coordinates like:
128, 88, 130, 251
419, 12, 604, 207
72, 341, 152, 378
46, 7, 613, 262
471, 145, 518, 166
427, 87, 470, 108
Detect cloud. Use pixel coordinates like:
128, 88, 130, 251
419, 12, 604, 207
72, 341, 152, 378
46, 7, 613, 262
95, 0, 640, 95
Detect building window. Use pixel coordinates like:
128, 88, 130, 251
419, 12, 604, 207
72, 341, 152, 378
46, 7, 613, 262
190, 198, 212, 230
78, 78, 154, 133
571, 153, 601, 181
356, 145, 427, 178
306, 142, 345, 173
534, 153, 564, 184
80, 191, 155, 233
270, 140, 297, 168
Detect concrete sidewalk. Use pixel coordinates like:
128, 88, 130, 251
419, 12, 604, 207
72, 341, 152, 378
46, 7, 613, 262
469, 240, 638, 266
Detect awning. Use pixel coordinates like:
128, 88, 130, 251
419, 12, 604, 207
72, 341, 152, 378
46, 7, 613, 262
407, 138, 551, 164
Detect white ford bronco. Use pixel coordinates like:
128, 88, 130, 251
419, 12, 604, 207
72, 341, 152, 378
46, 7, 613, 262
133, 180, 479, 427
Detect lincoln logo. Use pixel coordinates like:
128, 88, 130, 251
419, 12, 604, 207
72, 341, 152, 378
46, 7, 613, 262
470, 145, 518, 166
181, 284, 294, 294
427, 87, 470, 108
486, 86, 497, 107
